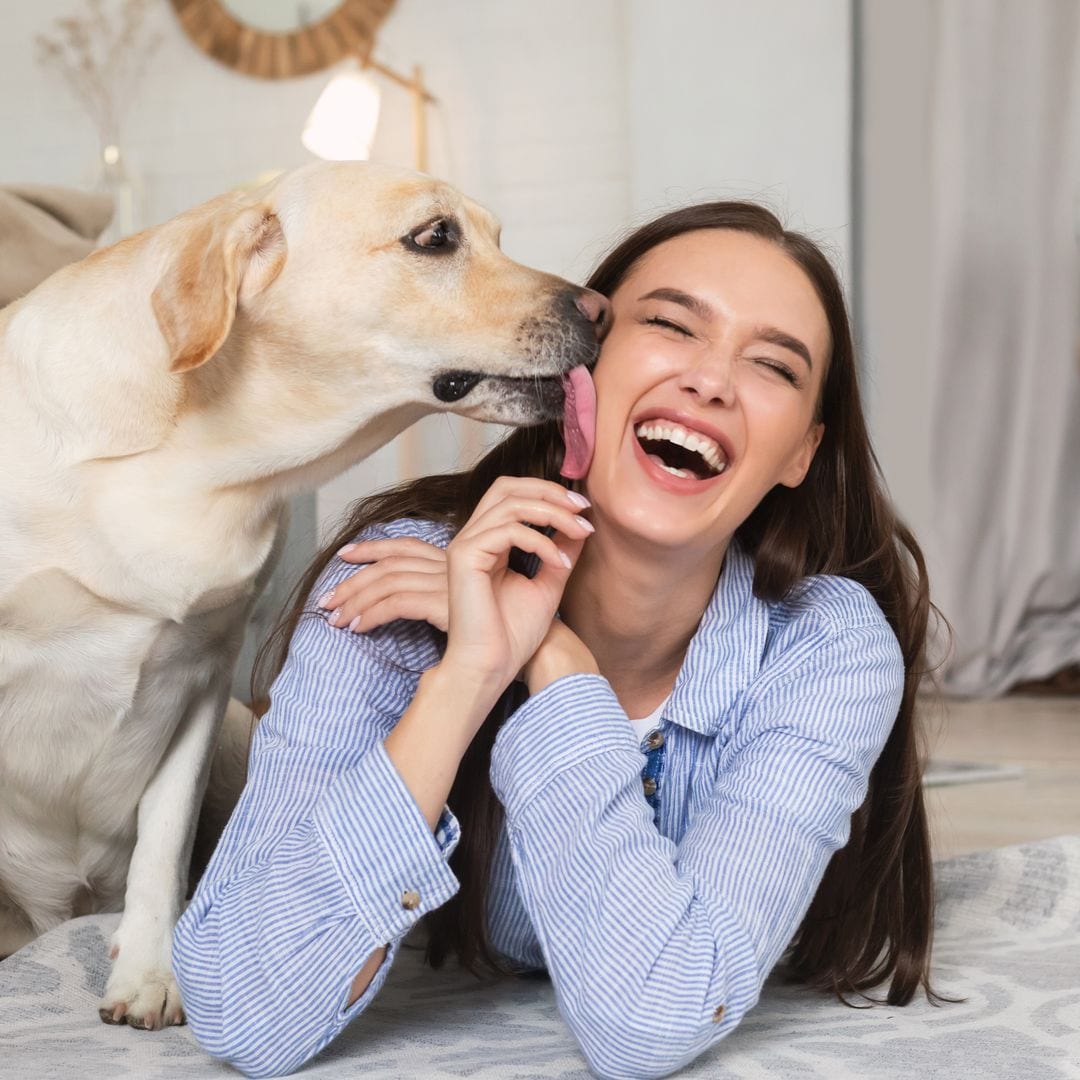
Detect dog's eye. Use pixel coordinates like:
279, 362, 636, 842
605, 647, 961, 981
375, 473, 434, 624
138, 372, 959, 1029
404, 218, 459, 253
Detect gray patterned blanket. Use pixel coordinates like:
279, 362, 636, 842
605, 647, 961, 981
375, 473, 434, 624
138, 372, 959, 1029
2, 836, 1078, 1079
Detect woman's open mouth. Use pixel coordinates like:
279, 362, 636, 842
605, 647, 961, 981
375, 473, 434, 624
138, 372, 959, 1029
631, 417, 732, 492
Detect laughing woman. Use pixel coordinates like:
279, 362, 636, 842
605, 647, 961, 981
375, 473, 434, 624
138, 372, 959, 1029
174, 202, 943, 1078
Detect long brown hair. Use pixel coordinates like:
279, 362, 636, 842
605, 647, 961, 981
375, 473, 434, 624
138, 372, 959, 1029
252, 201, 950, 1007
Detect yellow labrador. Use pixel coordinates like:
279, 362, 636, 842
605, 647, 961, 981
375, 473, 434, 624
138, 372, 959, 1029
0, 161, 606, 1028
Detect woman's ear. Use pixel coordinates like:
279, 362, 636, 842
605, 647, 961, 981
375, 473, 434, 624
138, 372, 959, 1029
152, 206, 286, 374
779, 421, 825, 488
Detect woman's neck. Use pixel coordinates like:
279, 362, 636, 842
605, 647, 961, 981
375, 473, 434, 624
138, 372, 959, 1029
559, 525, 728, 717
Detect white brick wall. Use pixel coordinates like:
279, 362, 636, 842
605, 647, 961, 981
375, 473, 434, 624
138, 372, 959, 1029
1, 0, 850, 540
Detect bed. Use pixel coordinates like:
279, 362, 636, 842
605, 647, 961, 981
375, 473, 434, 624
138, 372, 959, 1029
2, 835, 1077, 1079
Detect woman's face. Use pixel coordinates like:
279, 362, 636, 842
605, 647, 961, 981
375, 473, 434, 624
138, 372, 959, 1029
583, 228, 829, 557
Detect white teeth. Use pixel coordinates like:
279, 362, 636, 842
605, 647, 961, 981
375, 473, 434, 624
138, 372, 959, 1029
648, 453, 691, 478
634, 419, 730, 474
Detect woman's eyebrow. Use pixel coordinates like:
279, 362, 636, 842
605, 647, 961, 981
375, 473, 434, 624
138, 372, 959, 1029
753, 326, 814, 371
638, 287, 714, 322
639, 287, 814, 372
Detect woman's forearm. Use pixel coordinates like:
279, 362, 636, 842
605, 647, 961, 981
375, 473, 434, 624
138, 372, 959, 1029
346, 945, 389, 1010
174, 731, 465, 1077
383, 663, 502, 829
344, 664, 503, 1007
175, 660, 489, 1072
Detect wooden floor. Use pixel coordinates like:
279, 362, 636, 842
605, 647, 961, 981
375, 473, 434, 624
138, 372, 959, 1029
921, 691, 1080, 860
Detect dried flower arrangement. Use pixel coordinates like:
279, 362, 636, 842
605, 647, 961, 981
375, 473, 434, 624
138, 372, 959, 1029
35, 0, 163, 150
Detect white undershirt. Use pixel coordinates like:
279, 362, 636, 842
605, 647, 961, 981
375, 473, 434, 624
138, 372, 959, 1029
628, 698, 668, 745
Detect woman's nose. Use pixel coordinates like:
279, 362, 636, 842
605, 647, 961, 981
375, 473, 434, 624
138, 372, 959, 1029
677, 353, 736, 406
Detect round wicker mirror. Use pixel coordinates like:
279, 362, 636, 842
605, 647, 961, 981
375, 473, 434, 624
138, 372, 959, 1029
169, 0, 397, 79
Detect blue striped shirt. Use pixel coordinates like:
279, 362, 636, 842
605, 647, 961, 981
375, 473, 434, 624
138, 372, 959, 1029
173, 516, 905, 1079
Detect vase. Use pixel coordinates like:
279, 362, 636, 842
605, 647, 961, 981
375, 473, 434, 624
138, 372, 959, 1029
88, 142, 145, 248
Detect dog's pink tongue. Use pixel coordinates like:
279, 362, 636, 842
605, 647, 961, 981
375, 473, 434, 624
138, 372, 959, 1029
559, 365, 596, 480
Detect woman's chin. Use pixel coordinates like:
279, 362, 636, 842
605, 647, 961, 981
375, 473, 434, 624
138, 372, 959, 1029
592, 493, 707, 551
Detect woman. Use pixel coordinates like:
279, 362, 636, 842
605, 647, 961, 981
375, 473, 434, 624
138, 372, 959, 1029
173, 202, 944, 1079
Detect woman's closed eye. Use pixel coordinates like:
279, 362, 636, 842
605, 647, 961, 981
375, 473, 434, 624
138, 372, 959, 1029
644, 315, 692, 336
755, 359, 802, 387
642, 313, 804, 387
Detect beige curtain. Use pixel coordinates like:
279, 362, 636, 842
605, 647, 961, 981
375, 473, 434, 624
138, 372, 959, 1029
926, 0, 1080, 696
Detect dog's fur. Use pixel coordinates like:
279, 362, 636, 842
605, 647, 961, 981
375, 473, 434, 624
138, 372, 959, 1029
0, 161, 601, 1027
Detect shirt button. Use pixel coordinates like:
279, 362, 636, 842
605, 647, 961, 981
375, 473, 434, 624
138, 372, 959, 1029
642, 777, 657, 797
401, 889, 421, 910
712, 1004, 726, 1023
645, 730, 664, 750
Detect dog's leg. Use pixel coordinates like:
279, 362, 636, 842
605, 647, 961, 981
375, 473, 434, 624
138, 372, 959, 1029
97, 677, 229, 1029
97, 503, 288, 1029
189, 695, 257, 890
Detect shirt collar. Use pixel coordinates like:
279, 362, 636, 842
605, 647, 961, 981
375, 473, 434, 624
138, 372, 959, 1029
663, 534, 771, 737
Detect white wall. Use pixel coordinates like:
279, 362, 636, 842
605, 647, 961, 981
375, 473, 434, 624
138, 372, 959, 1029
625, 0, 852, 279
2, 0, 851, 541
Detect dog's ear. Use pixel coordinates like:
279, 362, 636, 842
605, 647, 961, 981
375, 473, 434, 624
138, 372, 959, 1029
152, 206, 287, 374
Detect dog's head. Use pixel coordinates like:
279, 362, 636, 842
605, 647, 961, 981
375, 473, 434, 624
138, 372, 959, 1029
154, 162, 607, 434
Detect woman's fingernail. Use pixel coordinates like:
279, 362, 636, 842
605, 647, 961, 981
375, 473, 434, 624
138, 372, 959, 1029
329, 607, 344, 625
566, 491, 590, 509
317, 590, 335, 608
338, 544, 356, 557
348, 616, 362, 632
559, 549, 573, 569
575, 515, 594, 533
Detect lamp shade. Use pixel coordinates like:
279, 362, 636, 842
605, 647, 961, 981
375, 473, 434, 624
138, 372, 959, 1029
302, 67, 381, 160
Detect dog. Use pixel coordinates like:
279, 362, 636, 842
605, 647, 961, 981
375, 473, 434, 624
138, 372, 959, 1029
0, 160, 606, 1028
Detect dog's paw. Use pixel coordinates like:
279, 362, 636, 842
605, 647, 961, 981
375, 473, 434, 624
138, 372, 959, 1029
99, 967, 185, 1030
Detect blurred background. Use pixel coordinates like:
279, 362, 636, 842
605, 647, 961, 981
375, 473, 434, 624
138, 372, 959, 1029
2, 0, 1077, 855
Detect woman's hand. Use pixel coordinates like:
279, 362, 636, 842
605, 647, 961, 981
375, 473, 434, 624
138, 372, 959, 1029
319, 537, 449, 633
323, 525, 600, 696
320, 478, 590, 642
320, 478, 595, 720
441, 477, 594, 700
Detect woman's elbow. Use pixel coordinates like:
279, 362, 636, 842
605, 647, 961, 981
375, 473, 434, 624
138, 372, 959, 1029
569, 999, 741, 1080
173, 923, 285, 1077
178, 988, 309, 1080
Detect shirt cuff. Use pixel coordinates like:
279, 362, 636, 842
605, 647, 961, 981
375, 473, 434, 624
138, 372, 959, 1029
489, 672, 643, 814
313, 739, 461, 945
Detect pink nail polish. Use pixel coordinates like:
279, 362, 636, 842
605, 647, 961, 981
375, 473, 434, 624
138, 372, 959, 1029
317, 590, 335, 608
559, 549, 573, 569
567, 491, 590, 509
348, 616, 362, 632
338, 544, 356, 557
575, 515, 595, 532
329, 607, 343, 625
